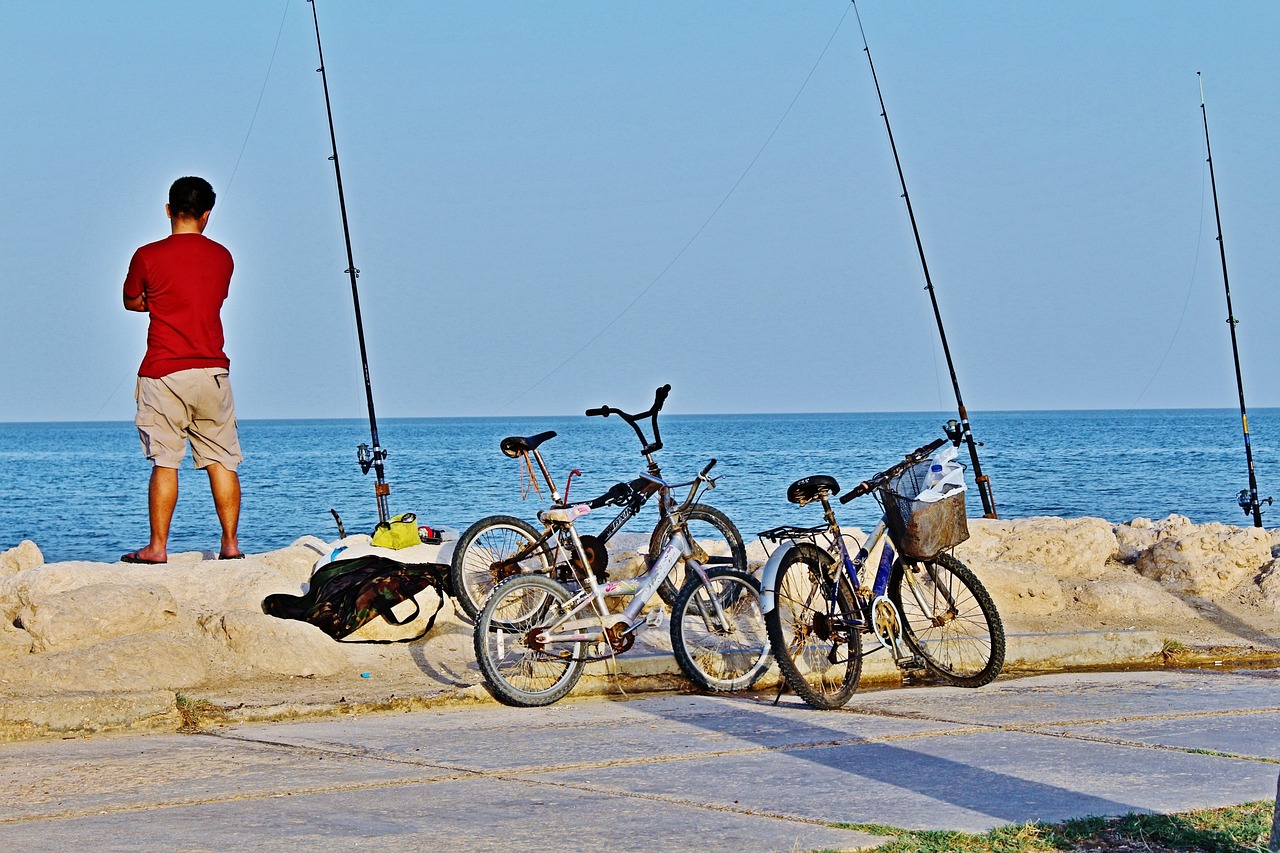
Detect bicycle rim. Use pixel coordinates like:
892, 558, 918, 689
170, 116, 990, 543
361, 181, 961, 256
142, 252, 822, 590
475, 575, 585, 707
455, 517, 550, 619
765, 544, 862, 709
671, 568, 772, 692
890, 553, 1004, 687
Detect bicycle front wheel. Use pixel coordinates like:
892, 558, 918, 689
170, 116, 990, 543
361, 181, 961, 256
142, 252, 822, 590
451, 515, 552, 621
473, 574, 585, 707
889, 552, 1005, 688
649, 504, 747, 606
670, 567, 772, 692
764, 542, 862, 710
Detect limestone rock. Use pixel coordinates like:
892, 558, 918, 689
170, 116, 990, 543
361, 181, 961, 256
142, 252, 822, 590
18, 582, 179, 653
1135, 522, 1271, 597
1114, 519, 1159, 564
0, 619, 32, 657
1259, 560, 1280, 613
0, 633, 207, 692
201, 610, 345, 678
961, 517, 1117, 580
0, 540, 43, 576
1070, 575, 1202, 623
968, 560, 1065, 616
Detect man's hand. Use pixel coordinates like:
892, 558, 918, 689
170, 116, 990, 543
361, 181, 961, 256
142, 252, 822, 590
123, 290, 147, 312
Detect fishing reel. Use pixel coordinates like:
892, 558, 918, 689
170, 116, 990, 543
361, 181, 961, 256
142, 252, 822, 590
1237, 489, 1273, 518
943, 419, 963, 446
357, 443, 387, 475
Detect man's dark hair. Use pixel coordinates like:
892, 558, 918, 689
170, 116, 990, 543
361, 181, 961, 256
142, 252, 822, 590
168, 176, 216, 218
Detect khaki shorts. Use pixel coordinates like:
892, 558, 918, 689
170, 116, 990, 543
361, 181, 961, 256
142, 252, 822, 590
135, 368, 243, 471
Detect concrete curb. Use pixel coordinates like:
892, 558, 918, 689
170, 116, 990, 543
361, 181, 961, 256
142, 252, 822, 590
1, 630, 1273, 742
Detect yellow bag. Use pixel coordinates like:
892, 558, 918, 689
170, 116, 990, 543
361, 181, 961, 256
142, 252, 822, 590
371, 512, 420, 550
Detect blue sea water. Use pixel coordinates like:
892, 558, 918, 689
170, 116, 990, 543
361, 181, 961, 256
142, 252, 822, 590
2, 409, 1277, 564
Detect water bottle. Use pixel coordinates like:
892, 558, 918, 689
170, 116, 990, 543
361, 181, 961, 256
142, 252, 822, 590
923, 462, 944, 490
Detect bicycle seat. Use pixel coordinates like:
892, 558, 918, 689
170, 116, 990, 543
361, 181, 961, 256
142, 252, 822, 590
787, 475, 840, 505
500, 430, 557, 458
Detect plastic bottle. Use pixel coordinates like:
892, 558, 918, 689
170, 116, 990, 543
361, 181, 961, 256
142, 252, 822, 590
923, 462, 944, 490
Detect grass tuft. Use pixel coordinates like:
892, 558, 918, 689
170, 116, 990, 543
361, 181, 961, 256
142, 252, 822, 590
832, 800, 1275, 852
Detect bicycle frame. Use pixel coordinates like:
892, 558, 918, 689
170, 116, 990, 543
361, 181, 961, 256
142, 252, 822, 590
521, 473, 730, 658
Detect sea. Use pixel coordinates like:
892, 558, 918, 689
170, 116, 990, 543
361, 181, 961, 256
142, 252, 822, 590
2, 409, 1277, 564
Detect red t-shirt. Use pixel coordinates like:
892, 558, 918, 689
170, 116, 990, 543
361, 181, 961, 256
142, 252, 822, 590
123, 233, 234, 378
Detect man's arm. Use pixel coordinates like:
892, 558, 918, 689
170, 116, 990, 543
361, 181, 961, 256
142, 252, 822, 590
123, 290, 147, 312
123, 252, 147, 312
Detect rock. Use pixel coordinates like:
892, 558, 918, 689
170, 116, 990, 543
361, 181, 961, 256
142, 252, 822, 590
968, 560, 1065, 616
1136, 522, 1271, 597
1114, 520, 1159, 563
961, 517, 1117, 580
1259, 560, 1280, 614
1070, 575, 1202, 623
0, 633, 207, 692
0, 540, 43, 576
0, 619, 32, 657
17, 582, 179, 653
201, 610, 346, 677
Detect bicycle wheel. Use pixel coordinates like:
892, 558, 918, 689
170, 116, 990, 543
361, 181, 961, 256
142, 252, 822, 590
670, 567, 772, 692
473, 574, 586, 707
451, 515, 552, 621
764, 542, 863, 710
649, 503, 747, 606
889, 552, 1005, 687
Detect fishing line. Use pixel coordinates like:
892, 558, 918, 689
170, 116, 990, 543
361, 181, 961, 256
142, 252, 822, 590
220, 0, 292, 203
1133, 155, 1208, 406
493, 3, 853, 415
89, 2, 292, 422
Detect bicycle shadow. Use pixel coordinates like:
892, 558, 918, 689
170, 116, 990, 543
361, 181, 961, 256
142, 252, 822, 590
629, 694, 1149, 829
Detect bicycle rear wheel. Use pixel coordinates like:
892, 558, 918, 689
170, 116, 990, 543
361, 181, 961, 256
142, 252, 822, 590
649, 504, 747, 605
474, 574, 585, 707
452, 515, 553, 621
670, 567, 772, 692
764, 543, 862, 710
889, 552, 1004, 687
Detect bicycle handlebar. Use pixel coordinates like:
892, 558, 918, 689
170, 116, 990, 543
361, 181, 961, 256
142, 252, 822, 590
839, 437, 948, 504
700, 458, 717, 478
584, 383, 671, 455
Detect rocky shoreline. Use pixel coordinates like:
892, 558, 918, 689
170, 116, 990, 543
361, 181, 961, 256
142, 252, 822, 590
2, 514, 1279, 741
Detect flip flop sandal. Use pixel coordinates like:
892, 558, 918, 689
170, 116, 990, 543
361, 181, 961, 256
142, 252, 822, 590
121, 552, 166, 565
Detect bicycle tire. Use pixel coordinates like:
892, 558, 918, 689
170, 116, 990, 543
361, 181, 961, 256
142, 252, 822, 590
670, 567, 772, 692
451, 515, 553, 621
764, 542, 863, 710
889, 552, 1005, 688
649, 503, 747, 606
473, 574, 586, 707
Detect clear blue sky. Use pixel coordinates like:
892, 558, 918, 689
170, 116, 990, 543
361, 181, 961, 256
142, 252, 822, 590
2, 1, 1277, 422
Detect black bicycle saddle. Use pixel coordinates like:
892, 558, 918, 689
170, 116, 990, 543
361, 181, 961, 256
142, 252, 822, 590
500, 430, 557, 458
787, 475, 840, 505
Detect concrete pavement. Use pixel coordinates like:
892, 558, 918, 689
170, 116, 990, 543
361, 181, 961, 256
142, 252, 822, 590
1, 668, 1278, 852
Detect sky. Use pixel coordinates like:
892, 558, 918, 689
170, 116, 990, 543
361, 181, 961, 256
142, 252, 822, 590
2, 1, 1278, 422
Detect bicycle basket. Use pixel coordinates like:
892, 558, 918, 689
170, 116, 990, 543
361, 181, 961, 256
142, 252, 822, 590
877, 460, 969, 560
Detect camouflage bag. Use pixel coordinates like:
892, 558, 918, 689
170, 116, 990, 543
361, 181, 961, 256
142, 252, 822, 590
262, 555, 451, 643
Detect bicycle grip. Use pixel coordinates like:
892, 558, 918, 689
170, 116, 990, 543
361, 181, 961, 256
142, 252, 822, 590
700, 458, 717, 477
653, 384, 671, 410
839, 481, 872, 504
585, 406, 610, 418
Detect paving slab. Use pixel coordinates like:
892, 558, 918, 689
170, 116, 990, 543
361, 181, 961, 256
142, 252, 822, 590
231, 693, 962, 772
1035, 711, 1280, 761
1, 669, 1277, 851
843, 668, 1280, 727
0, 769, 884, 853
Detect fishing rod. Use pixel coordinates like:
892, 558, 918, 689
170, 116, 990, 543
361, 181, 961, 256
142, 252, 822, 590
308, 0, 392, 525
1198, 73, 1270, 528
850, 1, 997, 518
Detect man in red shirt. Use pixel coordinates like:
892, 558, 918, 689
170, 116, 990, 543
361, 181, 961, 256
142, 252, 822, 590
121, 176, 243, 563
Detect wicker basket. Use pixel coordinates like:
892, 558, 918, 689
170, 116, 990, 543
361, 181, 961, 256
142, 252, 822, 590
878, 460, 969, 560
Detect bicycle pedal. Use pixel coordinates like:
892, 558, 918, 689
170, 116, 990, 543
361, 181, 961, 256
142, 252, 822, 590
644, 608, 665, 629
895, 655, 925, 671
